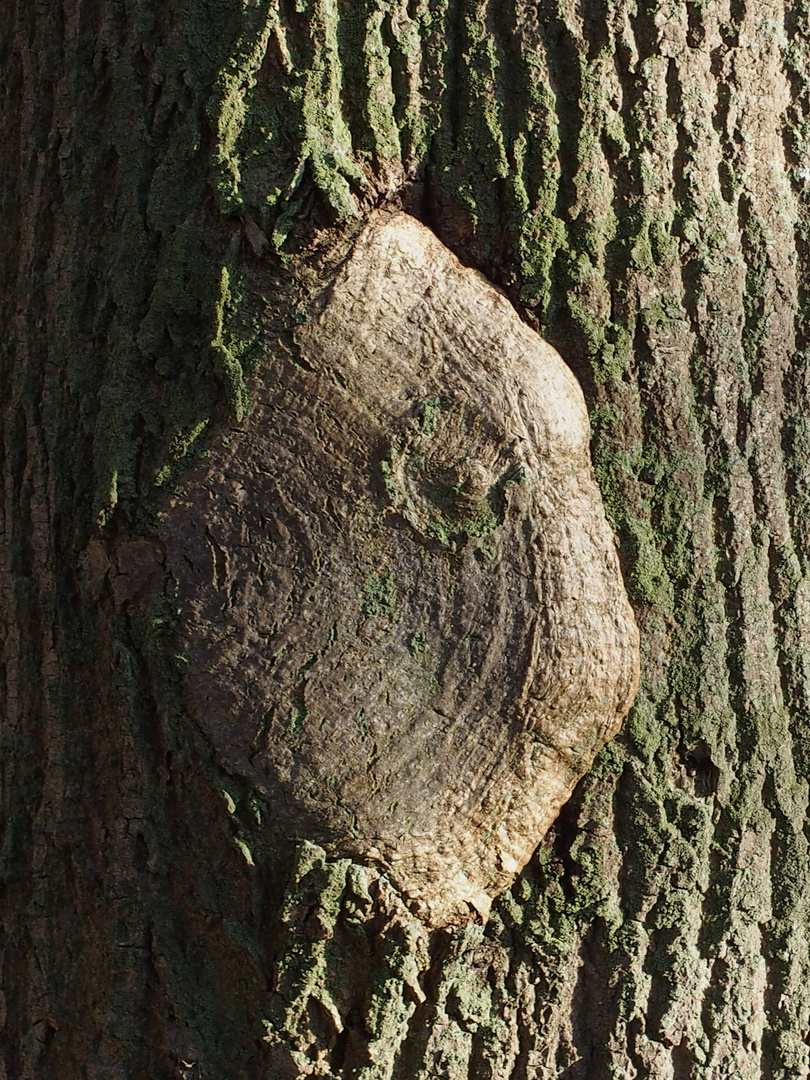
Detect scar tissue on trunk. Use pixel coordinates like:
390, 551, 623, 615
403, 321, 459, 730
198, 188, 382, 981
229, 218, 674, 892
160, 212, 640, 927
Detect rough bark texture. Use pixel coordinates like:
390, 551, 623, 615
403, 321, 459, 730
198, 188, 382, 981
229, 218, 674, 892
2, 0, 810, 1078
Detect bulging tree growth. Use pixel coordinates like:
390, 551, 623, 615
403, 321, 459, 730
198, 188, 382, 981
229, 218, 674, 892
159, 210, 639, 927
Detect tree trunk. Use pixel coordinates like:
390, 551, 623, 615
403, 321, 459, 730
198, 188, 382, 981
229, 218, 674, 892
2, 1, 810, 1078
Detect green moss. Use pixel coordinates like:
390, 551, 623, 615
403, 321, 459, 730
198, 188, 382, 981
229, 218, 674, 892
266, 846, 354, 1053
288, 703, 307, 736
419, 395, 443, 436
354, 708, 369, 738
362, 572, 398, 619
623, 517, 674, 611
336, 6, 401, 164
381, 433, 509, 552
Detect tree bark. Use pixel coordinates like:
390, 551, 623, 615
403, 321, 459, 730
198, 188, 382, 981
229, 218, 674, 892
2, 1, 810, 1078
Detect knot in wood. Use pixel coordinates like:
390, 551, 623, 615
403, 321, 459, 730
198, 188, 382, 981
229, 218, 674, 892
160, 212, 640, 926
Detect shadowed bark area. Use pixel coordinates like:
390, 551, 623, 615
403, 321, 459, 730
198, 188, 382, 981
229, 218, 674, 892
2, 0, 810, 1077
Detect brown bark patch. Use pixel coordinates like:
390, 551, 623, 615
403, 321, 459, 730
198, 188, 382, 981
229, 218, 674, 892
159, 213, 639, 925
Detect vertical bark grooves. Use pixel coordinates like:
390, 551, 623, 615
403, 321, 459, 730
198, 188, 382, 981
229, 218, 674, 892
3, 0, 810, 1077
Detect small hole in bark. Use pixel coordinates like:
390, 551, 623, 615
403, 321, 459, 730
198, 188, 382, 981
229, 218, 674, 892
676, 740, 719, 798
329, 1025, 350, 1073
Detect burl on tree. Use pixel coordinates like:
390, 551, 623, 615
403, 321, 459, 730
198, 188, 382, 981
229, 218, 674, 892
159, 213, 640, 926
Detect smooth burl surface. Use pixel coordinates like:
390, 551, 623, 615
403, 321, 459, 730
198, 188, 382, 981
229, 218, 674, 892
161, 213, 639, 925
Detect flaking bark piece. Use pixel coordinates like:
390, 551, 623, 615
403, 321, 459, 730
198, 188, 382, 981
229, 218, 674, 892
160, 212, 640, 927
